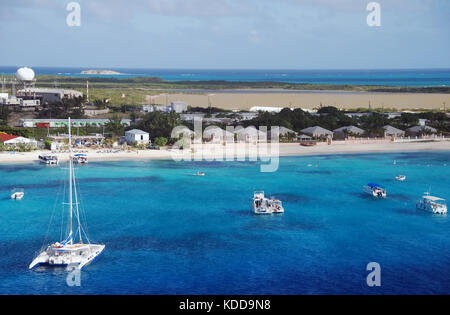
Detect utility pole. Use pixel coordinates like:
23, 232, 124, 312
86, 80, 89, 103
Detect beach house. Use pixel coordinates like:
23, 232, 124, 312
384, 125, 405, 138
278, 127, 298, 140
125, 129, 150, 145
333, 126, 366, 139
407, 125, 438, 136
0, 133, 37, 146
301, 126, 333, 139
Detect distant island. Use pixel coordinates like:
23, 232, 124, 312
81, 70, 123, 75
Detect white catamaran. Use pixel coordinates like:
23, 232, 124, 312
29, 118, 105, 270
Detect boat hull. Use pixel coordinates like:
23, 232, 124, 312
29, 244, 105, 270
363, 185, 386, 198
416, 202, 447, 215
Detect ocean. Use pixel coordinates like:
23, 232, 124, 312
1, 67, 450, 87
0, 152, 449, 294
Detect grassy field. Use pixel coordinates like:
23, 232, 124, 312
3, 75, 449, 110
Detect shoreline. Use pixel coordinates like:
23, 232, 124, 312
1, 141, 449, 165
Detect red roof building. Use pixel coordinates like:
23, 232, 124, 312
0, 133, 19, 143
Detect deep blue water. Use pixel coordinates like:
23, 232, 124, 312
1, 67, 450, 87
0, 152, 449, 295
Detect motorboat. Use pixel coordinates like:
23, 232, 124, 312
194, 172, 205, 176
39, 154, 58, 165
252, 191, 271, 214
269, 198, 284, 214
29, 118, 105, 271
363, 183, 387, 198
252, 191, 284, 215
73, 154, 88, 164
416, 194, 447, 214
395, 175, 406, 181
11, 190, 24, 200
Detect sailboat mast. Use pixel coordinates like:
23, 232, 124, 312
68, 117, 73, 244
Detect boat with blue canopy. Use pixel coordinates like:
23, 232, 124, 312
363, 183, 387, 198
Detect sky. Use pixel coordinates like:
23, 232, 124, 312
0, 0, 449, 69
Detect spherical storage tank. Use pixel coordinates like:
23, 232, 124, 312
16, 67, 35, 82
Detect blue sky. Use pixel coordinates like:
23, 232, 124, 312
0, 0, 449, 69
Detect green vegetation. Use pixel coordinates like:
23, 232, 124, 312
38, 97, 86, 119
34, 75, 450, 93
153, 137, 168, 147
0, 126, 34, 138
0, 143, 35, 152
24, 75, 449, 109
138, 111, 181, 140
43, 139, 52, 150
0, 106, 11, 125
105, 116, 126, 138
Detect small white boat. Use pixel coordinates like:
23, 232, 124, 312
11, 191, 24, 200
251, 191, 284, 215
39, 154, 58, 165
395, 175, 406, 181
363, 183, 387, 198
194, 172, 205, 176
416, 194, 447, 214
269, 198, 284, 214
73, 154, 88, 164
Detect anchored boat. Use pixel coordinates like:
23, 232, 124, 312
416, 194, 447, 214
73, 154, 88, 164
11, 189, 24, 200
39, 154, 59, 165
363, 183, 387, 198
252, 191, 284, 215
29, 118, 104, 271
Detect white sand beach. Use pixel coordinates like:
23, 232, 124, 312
1, 140, 449, 165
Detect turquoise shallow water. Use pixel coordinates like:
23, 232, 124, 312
0, 152, 449, 294
1, 67, 450, 86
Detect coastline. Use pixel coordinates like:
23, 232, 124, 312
1, 141, 449, 165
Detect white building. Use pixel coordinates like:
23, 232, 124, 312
171, 101, 188, 113
17, 88, 83, 104
125, 129, 150, 145
0, 134, 37, 146
142, 105, 171, 113
142, 101, 188, 114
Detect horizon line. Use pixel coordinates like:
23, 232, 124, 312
1, 66, 450, 72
